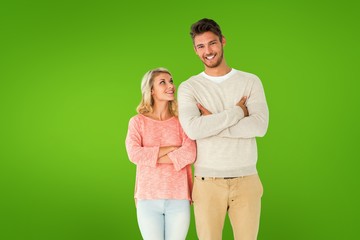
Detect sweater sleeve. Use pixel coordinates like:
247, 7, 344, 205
167, 126, 197, 171
125, 116, 159, 167
218, 77, 269, 138
178, 82, 244, 140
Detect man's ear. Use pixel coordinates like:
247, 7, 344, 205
222, 36, 226, 46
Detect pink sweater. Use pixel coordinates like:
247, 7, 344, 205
125, 114, 196, 202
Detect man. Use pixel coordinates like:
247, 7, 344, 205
177, 18, 269, 240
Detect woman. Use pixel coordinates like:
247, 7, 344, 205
125, 67, 196, 240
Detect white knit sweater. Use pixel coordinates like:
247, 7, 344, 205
177, 69, 269, 177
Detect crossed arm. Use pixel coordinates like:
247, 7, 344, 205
157, 146, 179, 164
125, 118, 196, 170
178, 80, 269, 140
197, 96, 249, 117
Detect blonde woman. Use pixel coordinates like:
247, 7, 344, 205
125, 67, 196, 240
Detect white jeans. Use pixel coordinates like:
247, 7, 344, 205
136, 199, 190, 240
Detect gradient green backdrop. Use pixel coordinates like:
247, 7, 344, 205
1, 0, 359, 239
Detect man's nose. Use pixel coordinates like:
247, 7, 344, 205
204, 45, 211, 54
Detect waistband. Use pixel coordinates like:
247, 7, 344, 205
195, 176, 245, 180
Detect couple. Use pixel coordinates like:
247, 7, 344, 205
125, 18, 269, 240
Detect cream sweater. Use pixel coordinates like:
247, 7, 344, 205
177, 69, 269, 177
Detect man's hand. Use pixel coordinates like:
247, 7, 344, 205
236, 96, 249, 117
197, 103, 212, 116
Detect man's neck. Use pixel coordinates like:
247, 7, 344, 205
204, 63, 232, 77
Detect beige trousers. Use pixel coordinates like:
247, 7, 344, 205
192, 174, 263, 240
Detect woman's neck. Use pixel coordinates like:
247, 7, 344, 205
146, 103, 172, 121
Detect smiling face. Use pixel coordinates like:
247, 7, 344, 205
193, 31, 226, 69
151, 72, 175, 104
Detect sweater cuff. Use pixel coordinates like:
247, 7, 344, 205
234, 106, 245, 119
167, 151, 182, 171
149, 146, 160, 167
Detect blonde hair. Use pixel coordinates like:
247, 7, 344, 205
136, 67, 178, 117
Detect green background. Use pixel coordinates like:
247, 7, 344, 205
1, 0, 359, 239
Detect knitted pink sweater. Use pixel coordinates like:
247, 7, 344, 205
125, 114, 196, 202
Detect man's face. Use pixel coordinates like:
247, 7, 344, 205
193, 31, 225, 69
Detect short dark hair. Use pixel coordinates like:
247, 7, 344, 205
190, 18, 223, 43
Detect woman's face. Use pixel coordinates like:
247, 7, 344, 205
151, 72, 175, 103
